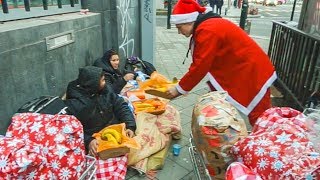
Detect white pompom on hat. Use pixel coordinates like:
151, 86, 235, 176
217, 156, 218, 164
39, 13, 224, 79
170, 0, 212, 24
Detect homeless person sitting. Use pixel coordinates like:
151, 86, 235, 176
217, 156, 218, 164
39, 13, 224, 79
93, 49, 135, 94
65, 66, 136, 156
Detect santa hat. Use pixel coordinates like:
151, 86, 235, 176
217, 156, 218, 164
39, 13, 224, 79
170, 0, 212, 24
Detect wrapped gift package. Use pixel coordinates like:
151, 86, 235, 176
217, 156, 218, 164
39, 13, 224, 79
191, 91, 248, 179
5, 113, 86, 179
231, 107, 320, 179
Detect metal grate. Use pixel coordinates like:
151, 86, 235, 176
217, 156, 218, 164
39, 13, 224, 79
0, 0, 85, 22
188, 134, 212, 180
268, 21, 320, 110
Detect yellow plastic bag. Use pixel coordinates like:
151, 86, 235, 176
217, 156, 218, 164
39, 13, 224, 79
139, 72, 176, 91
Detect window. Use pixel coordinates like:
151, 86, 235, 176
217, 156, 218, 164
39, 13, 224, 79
0, 0, 82, 22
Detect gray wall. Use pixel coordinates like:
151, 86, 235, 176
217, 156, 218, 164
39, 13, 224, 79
0, 0, 148, 134
0, 13, 103, 134
88, 0, 141, 65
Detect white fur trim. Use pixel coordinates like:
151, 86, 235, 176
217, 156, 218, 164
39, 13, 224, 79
246, 71, 277, 112
206, 72, 277, 115
176, 84, 189, 95
205, 7, 212, 13
171, 11, 199, 24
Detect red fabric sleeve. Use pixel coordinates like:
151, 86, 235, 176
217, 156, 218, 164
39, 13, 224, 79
178, 27, 219, 94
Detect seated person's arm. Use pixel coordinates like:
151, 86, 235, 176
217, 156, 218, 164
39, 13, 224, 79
112, 94, 137, 136
105, 73, 127, 94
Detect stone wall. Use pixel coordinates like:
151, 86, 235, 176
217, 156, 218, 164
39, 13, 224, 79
0, 13, 103, 134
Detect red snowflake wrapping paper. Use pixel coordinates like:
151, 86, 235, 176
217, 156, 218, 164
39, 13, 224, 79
231, 107, 320, 179
5, 113, 86, 179
226, 162, 262, 180
0, 137, 47, 179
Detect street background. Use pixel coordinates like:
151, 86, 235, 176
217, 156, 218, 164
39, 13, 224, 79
125, 2, 302, 179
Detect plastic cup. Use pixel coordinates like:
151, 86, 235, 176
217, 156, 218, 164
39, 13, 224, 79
173, 144, 182, 156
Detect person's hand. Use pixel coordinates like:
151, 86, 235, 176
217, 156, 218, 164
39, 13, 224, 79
124, 73, 135, 81
166, 86, 181, 99
88, 139, 98, 157
126, 129, 135, 138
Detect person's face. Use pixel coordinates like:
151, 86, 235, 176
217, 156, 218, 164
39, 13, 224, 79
176, 22, 194, 37
110, 54, 120, 69
99, 75, 106, 91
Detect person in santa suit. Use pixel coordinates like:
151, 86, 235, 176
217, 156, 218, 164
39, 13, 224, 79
166, 0, 277, 126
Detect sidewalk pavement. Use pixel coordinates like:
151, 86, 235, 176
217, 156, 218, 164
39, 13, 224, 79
125, 13, 266, 180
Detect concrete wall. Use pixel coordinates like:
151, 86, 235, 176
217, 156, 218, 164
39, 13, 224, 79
88, 0, 141, 65
0, 13, 103, 134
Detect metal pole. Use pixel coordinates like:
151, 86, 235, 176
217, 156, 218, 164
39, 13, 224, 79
42, 0, 48, 10
13, 0, 18, 8
1, 0, 9, 13
167, 0, 172, 29
81, 0, 88, 9
57, 0, 62, 8
24, 0, 30, 11
239, 0, 248, 29
290, 0, 297, 21
70, 0, 74, 7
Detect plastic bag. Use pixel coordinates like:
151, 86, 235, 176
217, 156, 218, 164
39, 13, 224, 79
92, 123, 140, 153
304, 108, 320, 153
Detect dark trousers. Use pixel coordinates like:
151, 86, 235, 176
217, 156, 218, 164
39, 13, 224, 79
209, 0, 217, 13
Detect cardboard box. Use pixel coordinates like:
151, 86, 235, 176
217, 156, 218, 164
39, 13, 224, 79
98, 146, 130, 160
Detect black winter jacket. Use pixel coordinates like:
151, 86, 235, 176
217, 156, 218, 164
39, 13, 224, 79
93, 58, 130, 94
65, 66, 136, 151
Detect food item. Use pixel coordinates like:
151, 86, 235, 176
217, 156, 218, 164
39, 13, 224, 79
101, 129, 122, 144
106, 134, 119, 144
104, 129, 122, 143
132, 98, 166, 115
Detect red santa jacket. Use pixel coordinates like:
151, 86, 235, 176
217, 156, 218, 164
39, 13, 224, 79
176, 15, 277, 116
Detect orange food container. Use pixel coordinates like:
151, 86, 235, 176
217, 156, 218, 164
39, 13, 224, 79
126, 89, 146, 99
132, 98, 167, 115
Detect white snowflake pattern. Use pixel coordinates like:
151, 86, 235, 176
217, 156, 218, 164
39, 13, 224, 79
275, 132, 292, 144
27, 170, 37, 180
59, 167, 71, 179
73, 147, 82, 155
305, 173, 315, 180
75, 165, 82, 173
46, 127, 58, 136
7, 139, 21, 147
71, 121, 80, 128
55, 145, 69, 158
54, 134, 66, 143
62, 125, 73, 134
291, 141, 301, 149
30, 121, 44, 133
272, 160, 284, 172
244, 153, 253, 164
257, 158, 269, 171
232, 146, 240, 155
255, 147, 266, 156
246, 139, 256, 150
35, 132, 45, 142
67, 155, 75, 165
257, 137, 272, 146
66, 135, 75, 145
22, 134, 29, 141
0, 146, 4, 153
0, 155, 9, 172
50, 160, 61, 170
296, 132, 305, 138
269, 151, 279, 159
